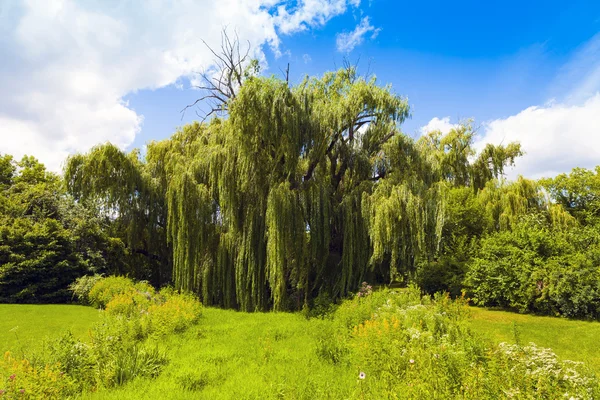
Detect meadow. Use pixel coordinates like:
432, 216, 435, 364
2, 283, 600, 399
0, 304, 101, 356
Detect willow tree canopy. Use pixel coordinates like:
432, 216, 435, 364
65, 66, 523, 311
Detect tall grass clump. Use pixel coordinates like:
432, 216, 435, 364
317, 285, 600, 399
0, 276, 202, 398
68, 274, 104, 305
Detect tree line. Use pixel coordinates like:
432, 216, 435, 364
2, 60, 599, 317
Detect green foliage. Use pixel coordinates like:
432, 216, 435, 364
4, 300, 600, 399
0, 155, 128, 303
0, 351, 77, 399
542, 166, 600, 225
415, 257, 466, 297
87, 276, 153, 309
68, 274, 105, 305
316, 286, 600, 399
64, 68, 521, 311
466, 215, 600, 318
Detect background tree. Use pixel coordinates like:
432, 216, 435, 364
0, 155, 127, 303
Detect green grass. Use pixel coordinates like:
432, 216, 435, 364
85, 308, 356, 399
86, 305, 600, 399
0, 304, 101, 354
3, 303, 600, 398
468, 306, 600, 371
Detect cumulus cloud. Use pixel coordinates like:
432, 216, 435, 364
419, 117, 461, 136
0, 0, 360, 172
275, 0, 360, 34
474, 94, 600, 179
473, 34, 600, 180
421, 34, 600, 180
336, 16, 380, 53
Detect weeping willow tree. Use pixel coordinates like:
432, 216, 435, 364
65, 50, 526, 309
64, 145, 170, 285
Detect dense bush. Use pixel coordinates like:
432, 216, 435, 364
415, 257, 466, 298
87, 276, 154, 309
0, 351, 77, 399
316, 286, 600, 398
466, 215, 600, 318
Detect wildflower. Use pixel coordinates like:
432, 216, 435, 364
409, 359, 415, 364
9, 375, 15, 381
0, 389, 5, 395
19, 389, 25, 394
359, 372, 366, 380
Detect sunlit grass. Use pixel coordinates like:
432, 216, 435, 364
85, 307, 355, 399
0, 304, 101, 355
3, 303, 600, 398
468, 306, 600, 371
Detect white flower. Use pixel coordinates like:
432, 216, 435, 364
358, 371, 366, 380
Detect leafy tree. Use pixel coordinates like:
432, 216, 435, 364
541, 166, 600, 225
65, 57, 520, 310
0, 155, 127, 303
466, 214, 600, 318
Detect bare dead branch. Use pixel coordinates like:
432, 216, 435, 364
181, 28, 254, 121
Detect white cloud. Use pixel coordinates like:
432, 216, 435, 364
275, 0, 360, 34
419, 117, 460, 136
473, 33, 600, 180
336, 16, 380, 53
474, 94, 600, 180
0, 0, 359, 172
303, 53, 312, 64
420, 34, 600, 181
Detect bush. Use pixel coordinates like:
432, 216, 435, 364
466, 217, 600, 318
0, 351, 77, 399
87, 276, 155, 309
146, 289, 202, 335
415, 257, 466, 298
68, 274, 104, 305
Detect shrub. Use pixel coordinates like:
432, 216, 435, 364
466, 217, 600, 318
302, 290, 336, 319
87, 276, 155, 309
87, 276, 136, 308
68, 274, 104, 305
415, 257, 466, 298
0, 351, 77, 399
3, 277, 202, 397
146, 289, 202, 336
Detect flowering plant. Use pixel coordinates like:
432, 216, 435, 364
356, 282, 373, 298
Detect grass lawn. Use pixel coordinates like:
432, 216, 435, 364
85, 308, 357, 399
2, 303, 600, 398
0, 304, 101, 355
86, 306, 600, 399
468, 306, 600, 371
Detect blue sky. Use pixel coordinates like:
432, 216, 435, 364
1, 0, 600, 177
